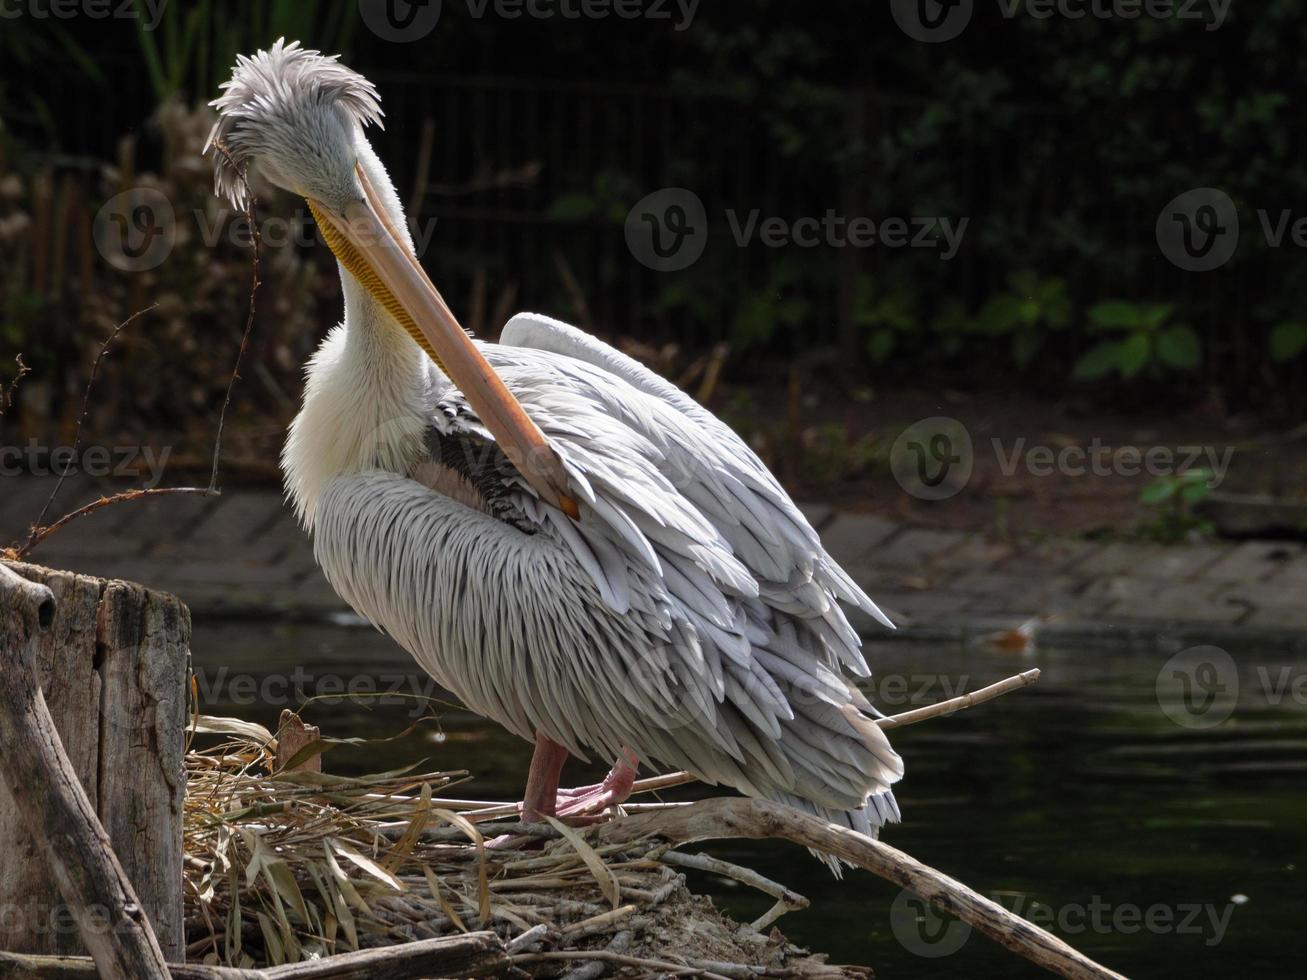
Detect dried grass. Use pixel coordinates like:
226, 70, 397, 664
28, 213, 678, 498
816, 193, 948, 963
183, 718, 859, 978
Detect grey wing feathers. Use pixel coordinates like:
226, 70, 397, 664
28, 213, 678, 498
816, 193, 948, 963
500, 312, 893, 630
488, 313, 902, 852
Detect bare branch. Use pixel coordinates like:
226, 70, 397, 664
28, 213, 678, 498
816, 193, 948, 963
28, 305, 158, 543
14, 144, 263, 559
205, 141, 262, 494
0, 354, 30, 417
589, 798, 1127, 980
877, 668, 1041, 730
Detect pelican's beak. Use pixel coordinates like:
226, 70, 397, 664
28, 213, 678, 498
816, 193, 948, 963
307, 166, 579, 519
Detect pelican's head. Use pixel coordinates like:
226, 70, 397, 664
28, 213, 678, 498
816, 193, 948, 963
206, 38, 382, 213
207, 40, 577, 517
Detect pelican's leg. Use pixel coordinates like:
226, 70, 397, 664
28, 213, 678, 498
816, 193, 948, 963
522, 732, 570, 821
556, 746, 639, 818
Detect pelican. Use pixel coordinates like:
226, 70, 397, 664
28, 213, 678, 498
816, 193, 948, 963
207, 41, 903, 868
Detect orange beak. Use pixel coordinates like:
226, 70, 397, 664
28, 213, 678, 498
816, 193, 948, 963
308, 166, 578, 520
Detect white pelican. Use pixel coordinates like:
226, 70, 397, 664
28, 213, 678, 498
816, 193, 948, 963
207, 41, 903, 866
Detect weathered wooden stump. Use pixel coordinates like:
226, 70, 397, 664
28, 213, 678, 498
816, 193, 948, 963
0, 560, 188, 964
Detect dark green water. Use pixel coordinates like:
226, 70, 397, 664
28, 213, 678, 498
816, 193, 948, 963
192, 622, 1307, 977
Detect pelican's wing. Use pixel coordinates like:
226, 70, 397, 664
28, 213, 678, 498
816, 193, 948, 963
436, 313, 905, 849
499, 312, 894, 636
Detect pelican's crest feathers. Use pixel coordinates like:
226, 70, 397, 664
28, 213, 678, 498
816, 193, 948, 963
205, 38, 384, 208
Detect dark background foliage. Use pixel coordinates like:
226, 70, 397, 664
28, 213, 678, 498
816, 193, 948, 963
2, 0, 1305, 459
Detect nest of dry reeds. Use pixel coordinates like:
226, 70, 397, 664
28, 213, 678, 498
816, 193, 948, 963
182, 717, 865, 979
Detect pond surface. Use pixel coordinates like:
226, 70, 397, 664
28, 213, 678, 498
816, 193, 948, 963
192, 622, 1307, 978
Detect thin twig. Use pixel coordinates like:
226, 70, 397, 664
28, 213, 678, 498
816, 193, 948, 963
876, 668, 1041, 730
14, 144, 262, 559
205, 144, 262, 494
28, 304, 157, 540
622, 670, 1042, 803
16, 489, 214, 559
589, 798, 1127, 980
512, 949, 730, 980
0, 353, 30, 417
659, 850, 808, 931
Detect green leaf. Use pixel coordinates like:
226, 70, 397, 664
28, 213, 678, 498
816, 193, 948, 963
1140, 303, 1175, 332
545, 194, 598, 220
1119, 332, 1151, 378
1040, 279, 1072, 329
1156, 325, 1201, 370
868, 329, 896, 363
975, 295, 1023, 334
1181, 479, 1214, 505
1088, 301, 1142, 331
1140, 478, 1179, 506
1072, 340, 1124, 380
1270, 322, 1307, 362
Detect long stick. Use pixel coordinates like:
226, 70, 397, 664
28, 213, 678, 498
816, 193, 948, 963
0, 930, 509, 979
596, 669, 1042, 810
0, 565, 169, 979
876, 668, 1041, 730
587, 798, 1126, 980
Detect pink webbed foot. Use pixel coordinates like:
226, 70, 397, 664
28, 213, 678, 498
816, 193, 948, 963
489, 744, 640, 848
554, 746, 639, 822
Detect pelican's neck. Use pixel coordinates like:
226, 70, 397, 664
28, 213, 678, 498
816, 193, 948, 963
282, 137, 441, 528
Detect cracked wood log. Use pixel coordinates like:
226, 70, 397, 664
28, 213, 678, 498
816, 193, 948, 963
0, 561, 188, 965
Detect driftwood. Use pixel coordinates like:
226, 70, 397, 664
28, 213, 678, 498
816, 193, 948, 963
587, 798, 1127, 980
0, 931, 509, 979
0, 561, 188, 962
0, 564, 169, 979
272, 710, 323, 774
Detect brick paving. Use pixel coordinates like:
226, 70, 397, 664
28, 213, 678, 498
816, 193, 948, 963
2, 475, 1303, 640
